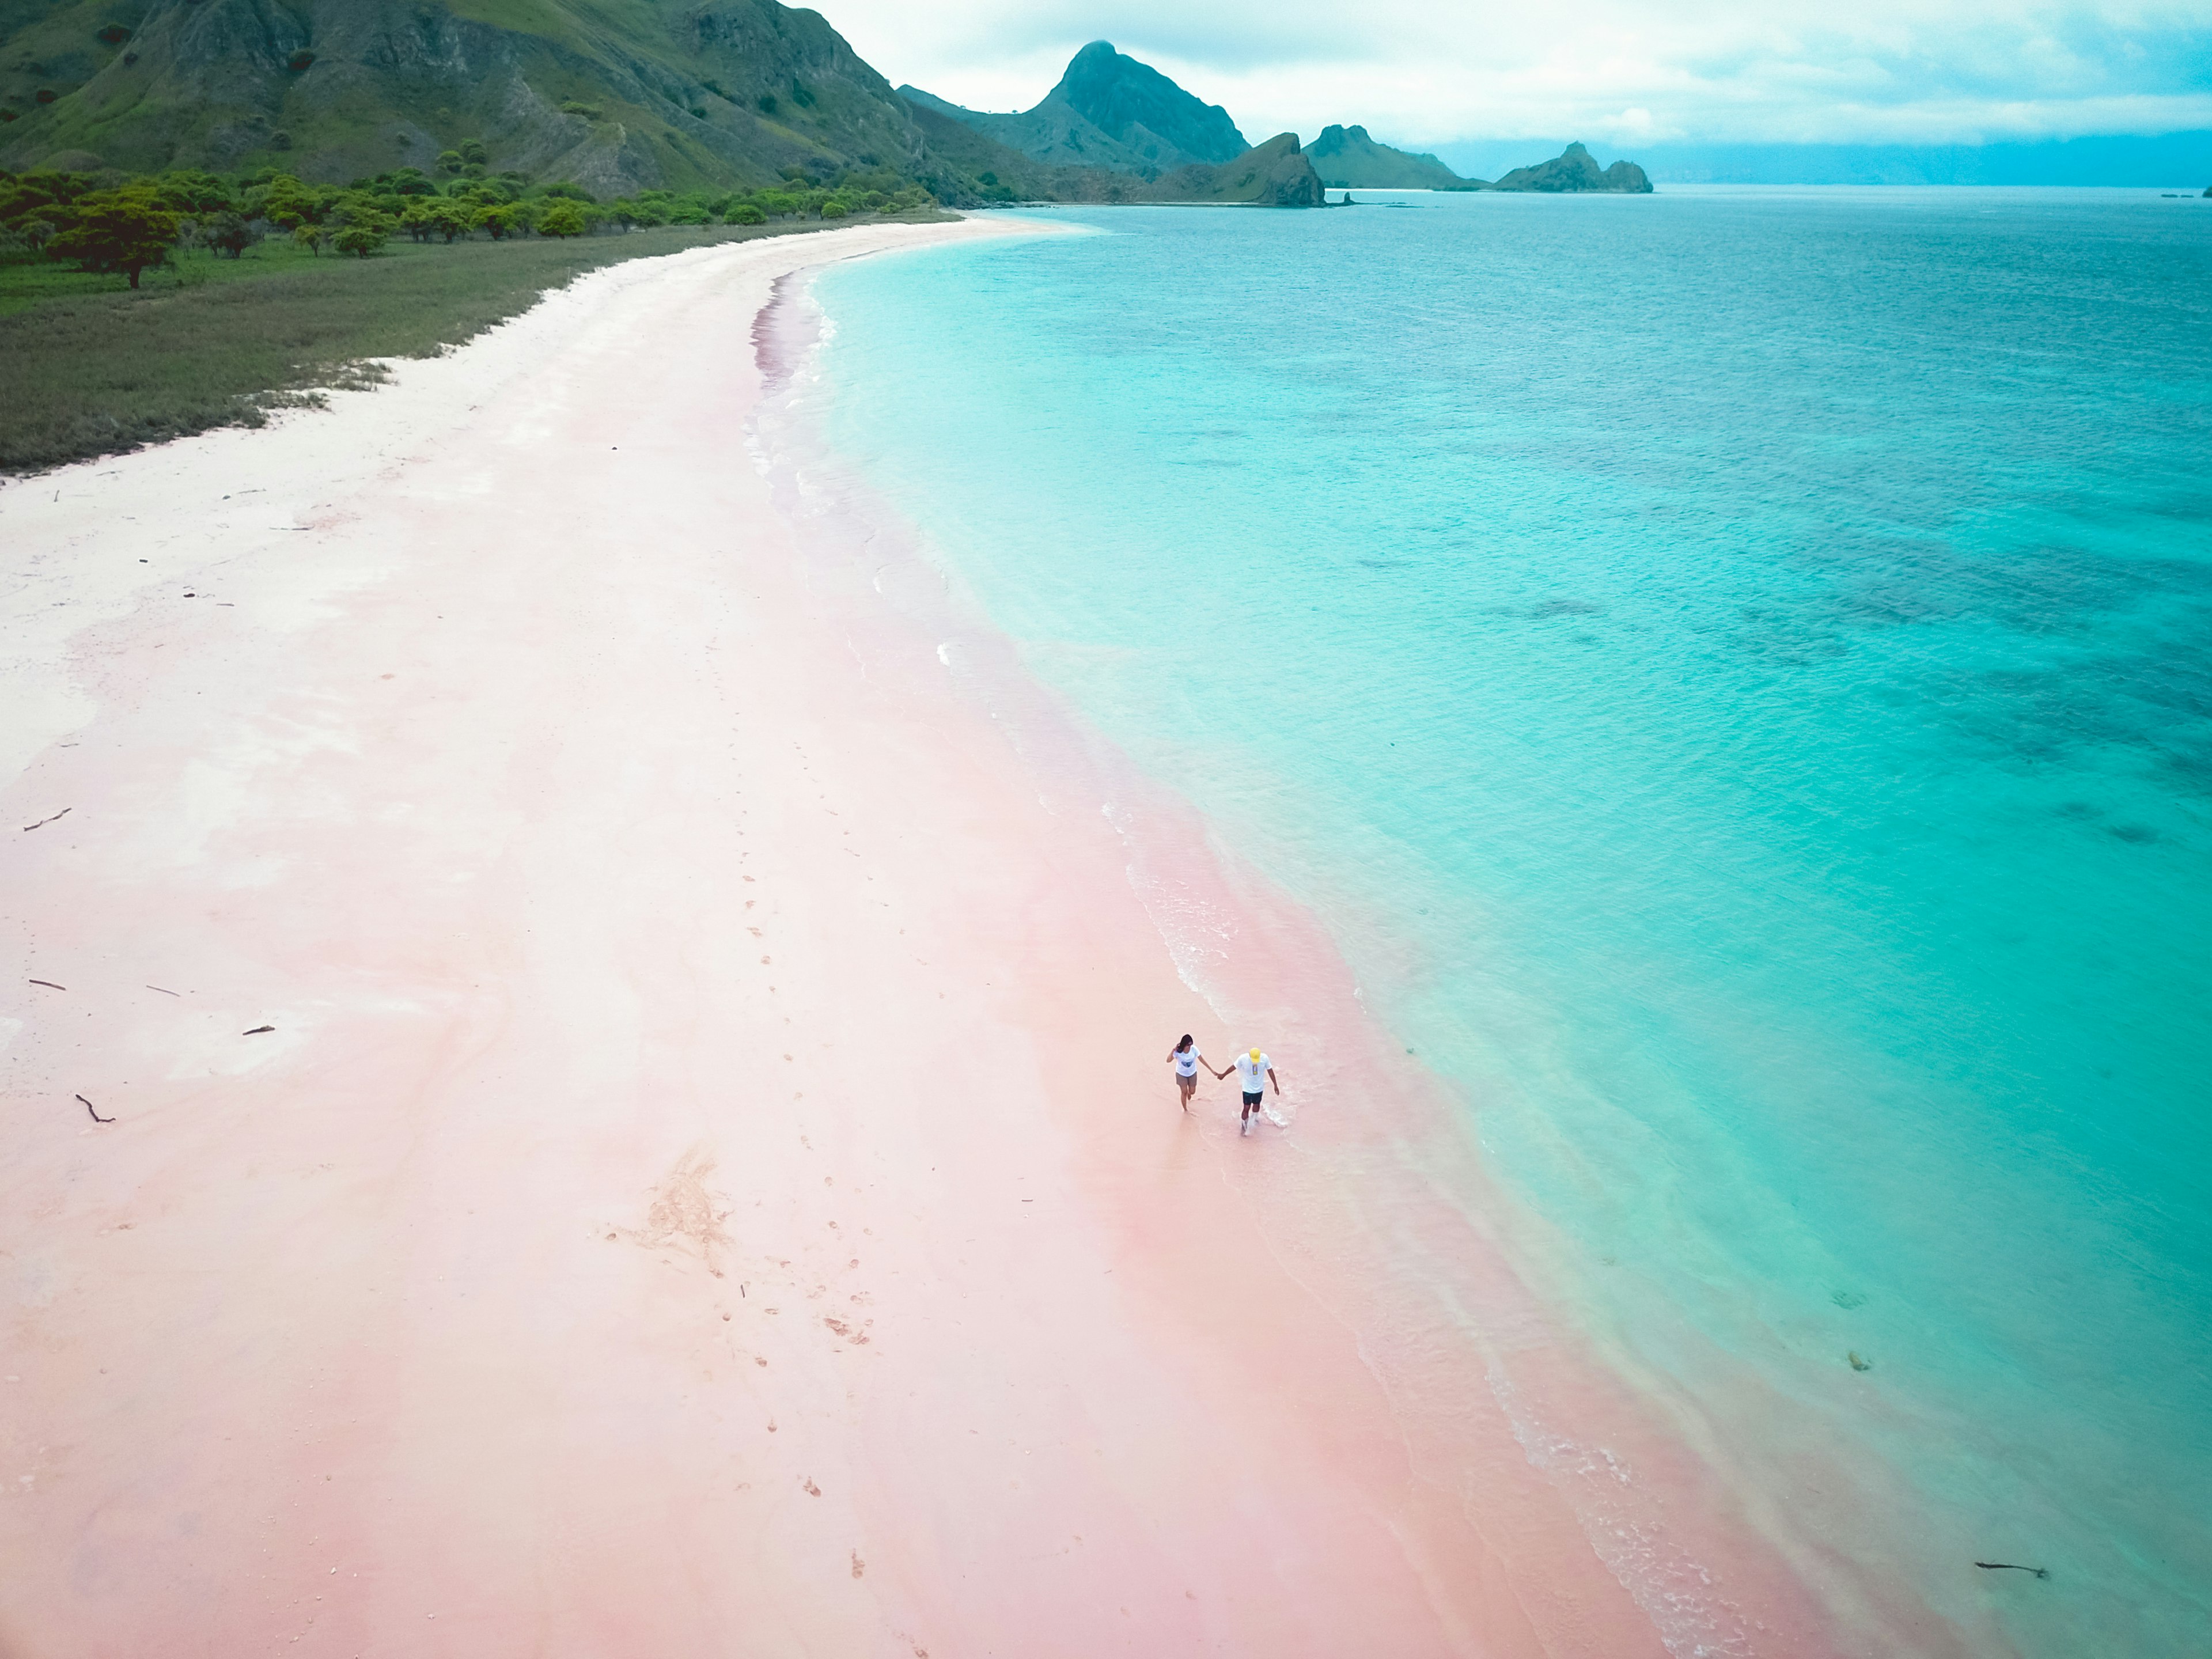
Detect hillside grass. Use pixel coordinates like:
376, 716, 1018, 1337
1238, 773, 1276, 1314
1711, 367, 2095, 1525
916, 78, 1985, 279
0, 212, 948, 473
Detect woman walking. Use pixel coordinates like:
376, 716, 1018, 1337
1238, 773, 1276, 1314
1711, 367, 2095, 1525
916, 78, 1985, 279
1166, 1034, 1225, 1112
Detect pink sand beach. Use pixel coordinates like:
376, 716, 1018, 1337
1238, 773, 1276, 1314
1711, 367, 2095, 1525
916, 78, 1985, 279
2, 217, 1880, 1655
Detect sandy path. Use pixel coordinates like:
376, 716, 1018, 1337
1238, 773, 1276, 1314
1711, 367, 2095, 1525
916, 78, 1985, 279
0, 218, 1854, 1657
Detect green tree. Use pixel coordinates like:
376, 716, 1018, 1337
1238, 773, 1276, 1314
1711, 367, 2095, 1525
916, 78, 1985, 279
46, 187, 182, 287
332, 222, 388, 257
152, 170, 234, 213
200, 209, 259, 257
724, 202, 766, 225
293, 222, 328, 255
537, 200, 588, 237
427, 199, 474, 242
472, 203, 516, 240
256, 175, 325, 231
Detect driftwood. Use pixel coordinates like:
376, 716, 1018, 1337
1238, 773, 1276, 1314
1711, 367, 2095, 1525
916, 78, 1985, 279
242, 1025, 275, 1035
28, 979, 65, 991
21, 808, 71, 832
1974, 1562, 2048, 1579
77, 1094, 113, 1124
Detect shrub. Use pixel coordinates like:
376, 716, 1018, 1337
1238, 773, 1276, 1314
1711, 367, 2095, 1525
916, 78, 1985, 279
724, 202, 765, 225
668, 202, 711, 226
558, 101, 601, 120
286, 50, 313, 71
46, 187, 183, 287
96, 23, 131, 44
756, 93, 778, 114
819, 198, 847, 219
459, 139, 487, 165
537, 200, 587, 237
435, 149, 463, 173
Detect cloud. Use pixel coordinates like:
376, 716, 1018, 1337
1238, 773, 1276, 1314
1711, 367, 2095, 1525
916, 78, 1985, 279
828, 0, 2212, 146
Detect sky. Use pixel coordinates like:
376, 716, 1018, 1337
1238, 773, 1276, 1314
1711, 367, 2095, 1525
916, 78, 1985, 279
824, 0, 2212, 151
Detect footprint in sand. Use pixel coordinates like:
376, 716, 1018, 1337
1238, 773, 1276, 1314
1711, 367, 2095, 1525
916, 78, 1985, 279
622, 1147, 733, 1275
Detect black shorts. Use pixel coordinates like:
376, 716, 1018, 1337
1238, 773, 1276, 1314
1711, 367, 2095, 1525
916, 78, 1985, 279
1243, 1091, 1264, 1107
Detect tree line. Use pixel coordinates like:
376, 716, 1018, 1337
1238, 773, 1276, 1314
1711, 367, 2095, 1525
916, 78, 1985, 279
0, 157, 937, 288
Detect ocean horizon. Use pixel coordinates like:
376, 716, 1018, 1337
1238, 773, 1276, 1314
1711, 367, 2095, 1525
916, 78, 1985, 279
791, 186, 2212, 1655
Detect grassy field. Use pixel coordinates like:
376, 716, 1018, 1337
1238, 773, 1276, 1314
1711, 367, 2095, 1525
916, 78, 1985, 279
0, 213, 949, 474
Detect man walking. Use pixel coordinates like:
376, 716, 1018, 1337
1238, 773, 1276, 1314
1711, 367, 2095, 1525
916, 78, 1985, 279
1232, 1046, 1280, 1137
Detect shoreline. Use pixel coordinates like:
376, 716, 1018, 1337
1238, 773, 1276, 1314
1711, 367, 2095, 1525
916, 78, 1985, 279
756, 263, 1982, 1658
5, 215, 1854, 1653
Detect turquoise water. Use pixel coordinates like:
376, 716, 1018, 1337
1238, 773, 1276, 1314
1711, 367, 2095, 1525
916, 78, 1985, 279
809, 189, 2212, 1654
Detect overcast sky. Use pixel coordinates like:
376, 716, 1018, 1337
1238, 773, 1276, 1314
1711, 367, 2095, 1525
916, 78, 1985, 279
826, 0, 2212, 150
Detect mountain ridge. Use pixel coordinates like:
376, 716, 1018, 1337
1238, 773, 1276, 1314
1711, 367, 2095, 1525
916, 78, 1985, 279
0, 0, 937, 192
897, 40, 1245, 179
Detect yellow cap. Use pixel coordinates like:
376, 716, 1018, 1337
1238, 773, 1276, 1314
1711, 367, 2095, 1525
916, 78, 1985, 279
1249, 1047, 1262, 1060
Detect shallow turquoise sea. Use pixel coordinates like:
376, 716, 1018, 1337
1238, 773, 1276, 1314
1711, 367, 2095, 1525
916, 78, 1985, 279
809, 188, 2212, 1654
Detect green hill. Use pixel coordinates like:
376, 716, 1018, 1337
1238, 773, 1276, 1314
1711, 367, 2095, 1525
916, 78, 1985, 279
1153, 131, 1324, 206
1308, 124, 1467, 189
0, 0, 961, 194
897, 40, 1247, 179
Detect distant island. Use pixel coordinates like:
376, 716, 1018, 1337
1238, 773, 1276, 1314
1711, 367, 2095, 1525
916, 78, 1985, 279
902, 46, 1650, 206
1312, 126, 1653, 194
1309, 126, 1468, 190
